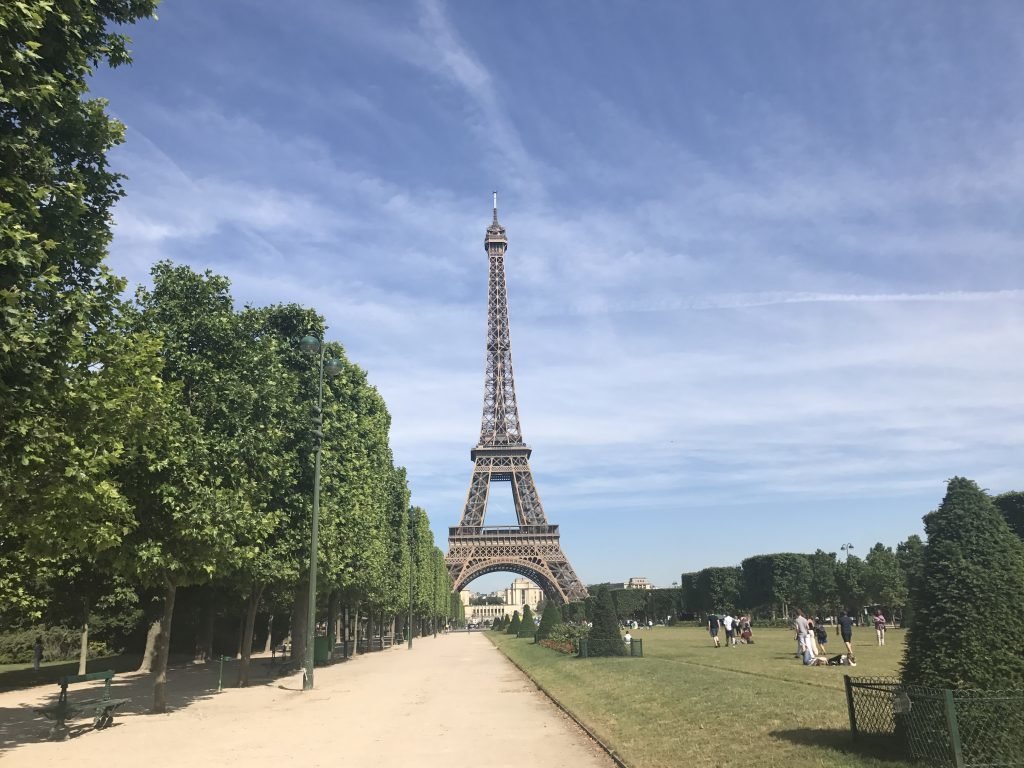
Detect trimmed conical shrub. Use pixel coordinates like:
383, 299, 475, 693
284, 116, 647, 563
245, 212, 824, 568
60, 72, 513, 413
492, 616, 505, 631
505, 610, 521, 635
536, 601, 562, 640
587, 587, 626, 656
901, 477, 1024, 690
520, 605, 534, 630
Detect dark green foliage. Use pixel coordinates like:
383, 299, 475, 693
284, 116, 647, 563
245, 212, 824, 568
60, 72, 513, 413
506, 610, 521, 635
586, 587, 626, 657
0, 625, 113, 665
694, 566, 742, 615
561, 601, 586, 623
993, 491, 1024, 540
610, 588, 647, 621
536, 601, 562, 640
896, 535, 924, 626
901, 477, 1024, 690
520, 604, 534, 630
740, 555, 809, 617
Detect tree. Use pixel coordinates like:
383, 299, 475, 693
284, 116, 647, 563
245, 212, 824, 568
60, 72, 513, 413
587, 587, 626, 656
806, 550, 840, 617
863, 542, 907, 617
536, 601, 562, 640
694, 566, 742, 616
835, 555, 868, 616
896, 535, 924, 627
901, 477, 1024, 690
520, 605, 534, 633
122, 265, 277, 712
993, 491, 1024, 540
505, 610, 521, 635
1, 0, 158, 558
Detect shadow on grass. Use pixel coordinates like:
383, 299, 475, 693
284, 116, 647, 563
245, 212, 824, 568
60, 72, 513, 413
771, 728, 907, 764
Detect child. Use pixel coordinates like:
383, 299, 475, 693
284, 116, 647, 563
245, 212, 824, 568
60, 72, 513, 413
814, 622, 828, 655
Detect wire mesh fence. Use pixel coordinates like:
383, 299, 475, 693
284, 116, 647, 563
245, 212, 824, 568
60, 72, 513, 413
845, 676, 1024, 767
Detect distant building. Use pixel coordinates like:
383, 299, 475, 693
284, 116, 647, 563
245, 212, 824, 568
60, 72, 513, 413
625, 577, 653, 590
461, 577, 544, 623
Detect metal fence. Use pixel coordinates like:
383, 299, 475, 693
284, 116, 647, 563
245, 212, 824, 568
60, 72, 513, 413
845, 676, 1024, 767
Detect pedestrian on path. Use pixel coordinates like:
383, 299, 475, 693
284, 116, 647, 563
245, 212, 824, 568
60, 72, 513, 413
33, 636, 43, 672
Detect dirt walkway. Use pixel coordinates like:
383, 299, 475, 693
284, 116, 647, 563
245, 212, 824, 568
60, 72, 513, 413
0, 632, 613, 767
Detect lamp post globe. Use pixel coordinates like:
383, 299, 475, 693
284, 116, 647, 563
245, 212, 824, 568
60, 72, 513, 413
299, 335, 320, 354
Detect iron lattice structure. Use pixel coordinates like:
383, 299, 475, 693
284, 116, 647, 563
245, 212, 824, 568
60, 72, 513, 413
446, 199, 588, 605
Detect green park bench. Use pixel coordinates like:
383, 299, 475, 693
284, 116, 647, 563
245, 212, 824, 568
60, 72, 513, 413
34, 670, 131, 741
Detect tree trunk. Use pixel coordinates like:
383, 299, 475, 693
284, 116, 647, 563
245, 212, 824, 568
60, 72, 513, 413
137, 619, 161, 674
263, 615, 274, 654
237, 584, 264, 687
341, 605, 350, 659
291, 582, 308, 664
77, 597, 90, 675
152, 582, 177, 714
327, 590, 339, 660
350, 603, 360, 657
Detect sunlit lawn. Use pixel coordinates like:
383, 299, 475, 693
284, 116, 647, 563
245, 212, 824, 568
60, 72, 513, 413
489, 625, 910, 768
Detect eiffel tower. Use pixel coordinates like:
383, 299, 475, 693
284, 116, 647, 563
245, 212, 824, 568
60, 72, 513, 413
446, 196, 588, 605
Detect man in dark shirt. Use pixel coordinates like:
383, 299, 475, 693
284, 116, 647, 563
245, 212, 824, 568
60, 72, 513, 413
838, 610, 855, 655
707, 614, 721, 647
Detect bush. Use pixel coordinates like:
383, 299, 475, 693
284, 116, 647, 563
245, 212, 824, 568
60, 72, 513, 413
505, 610, 521, 635
901, 477, 1024, 690
536, 601, 562, 640
521, 605, 534, 630
0, 626, 114, 664
586, 587, 626, 657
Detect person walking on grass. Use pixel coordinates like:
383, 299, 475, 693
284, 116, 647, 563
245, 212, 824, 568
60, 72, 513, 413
707, 613, 721, 647
33, 636, 43, 672
873, 609, 887, 646
838, 609, 855, 655
722, 613, 736, 646
794, 609, 809, 657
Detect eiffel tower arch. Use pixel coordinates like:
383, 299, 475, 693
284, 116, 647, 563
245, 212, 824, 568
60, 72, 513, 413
446, 197, 587, 605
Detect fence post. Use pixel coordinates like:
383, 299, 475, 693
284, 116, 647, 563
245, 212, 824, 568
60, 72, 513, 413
844, 675, 858, 741
942, 689, 965, 768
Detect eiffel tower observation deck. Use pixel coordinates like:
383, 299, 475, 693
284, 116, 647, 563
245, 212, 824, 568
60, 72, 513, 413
446, 196, 587, 604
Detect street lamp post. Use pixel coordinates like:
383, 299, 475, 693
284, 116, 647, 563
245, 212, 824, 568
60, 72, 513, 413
299, 335, 342, 691
841, 543, 855, 562
433, 559, 439, 638
408, 511, 416, 650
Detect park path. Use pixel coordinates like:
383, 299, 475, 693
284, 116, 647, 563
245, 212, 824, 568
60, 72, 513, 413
0, 632, 614, 768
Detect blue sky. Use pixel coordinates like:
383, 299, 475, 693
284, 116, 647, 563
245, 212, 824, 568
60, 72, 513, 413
91, 1, 1024, 594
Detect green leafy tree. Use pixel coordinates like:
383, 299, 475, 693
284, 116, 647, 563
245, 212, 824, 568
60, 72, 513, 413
587, 587, 626, 656
806, 550, 840, 617
695, 566, 742, 615
835, 555, 868, 616
123, 265, 276, 712
1, 0, 157, 557
896, 535, 924, 627
536, 601, 562, 640
864, 542, 907, 616
506, 610, 521, 635
993, 491, 1024, 540
902, 477, 1024, 690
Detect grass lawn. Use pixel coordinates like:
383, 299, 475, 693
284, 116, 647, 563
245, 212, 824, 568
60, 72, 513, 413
489, 626, 910, 768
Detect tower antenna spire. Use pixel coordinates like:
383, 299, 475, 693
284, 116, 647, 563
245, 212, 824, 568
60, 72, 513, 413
492, 191, 498, 222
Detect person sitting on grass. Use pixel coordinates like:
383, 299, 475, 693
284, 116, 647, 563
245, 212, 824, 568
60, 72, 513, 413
802, 646, 827, 666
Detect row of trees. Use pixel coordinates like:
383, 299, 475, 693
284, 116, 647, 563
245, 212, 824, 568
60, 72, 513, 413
1, 3, 457, 711
678, 540, 922, 622
676, 490, 1023, 623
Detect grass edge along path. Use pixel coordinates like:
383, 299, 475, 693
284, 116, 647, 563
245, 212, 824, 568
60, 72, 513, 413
487, 627, 913, 768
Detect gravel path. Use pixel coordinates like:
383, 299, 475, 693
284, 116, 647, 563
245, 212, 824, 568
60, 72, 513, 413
0, 632, 614, 767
